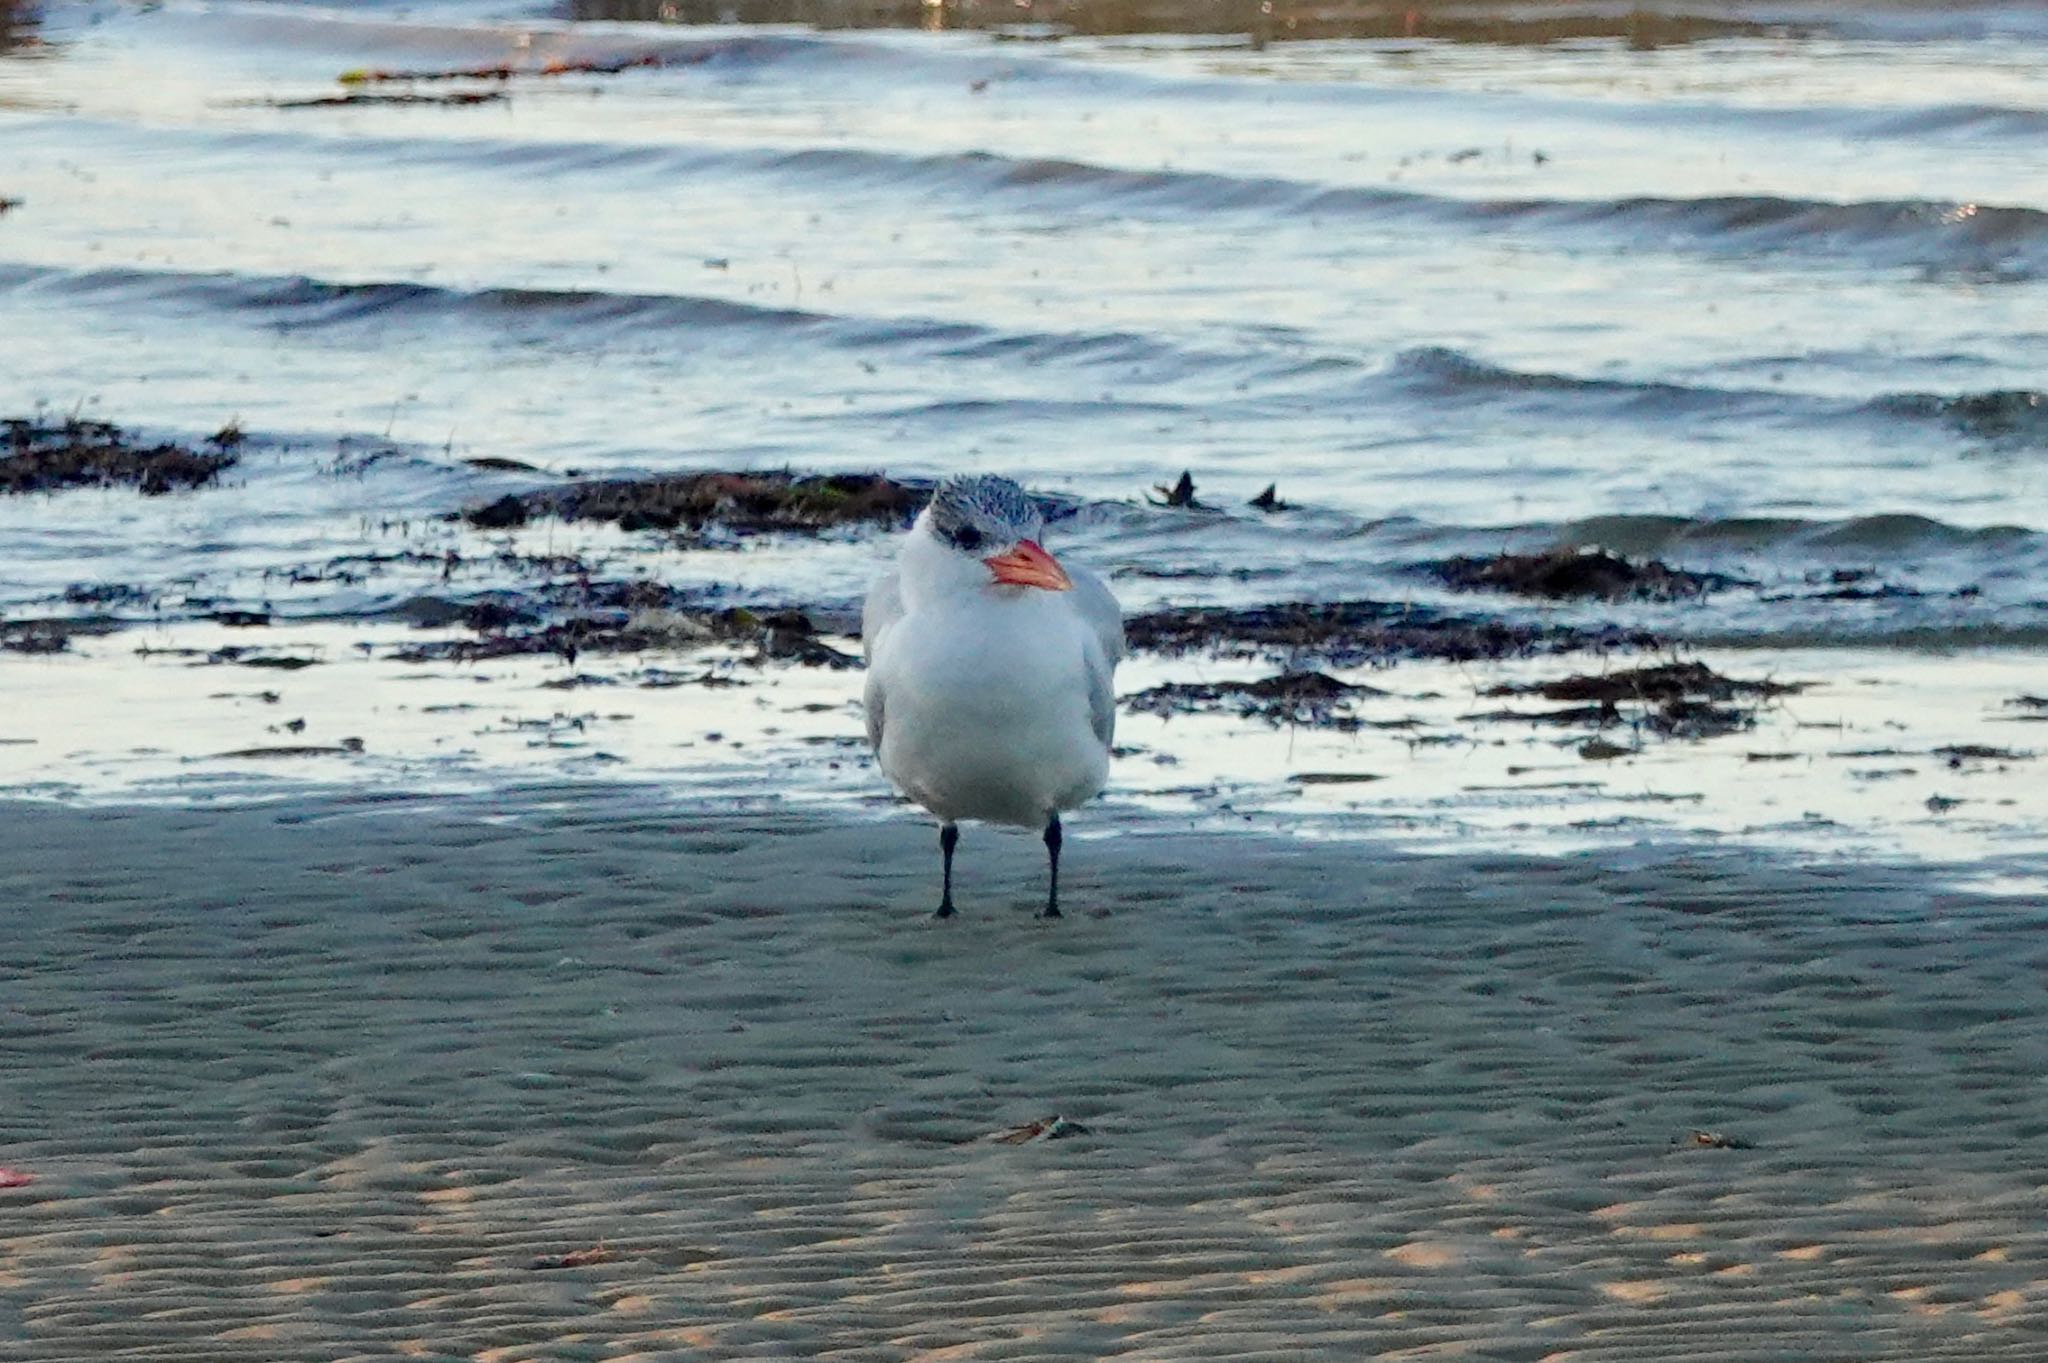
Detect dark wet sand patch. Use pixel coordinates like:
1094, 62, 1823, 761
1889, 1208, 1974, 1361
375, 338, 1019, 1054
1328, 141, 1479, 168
2, 417, 236, 495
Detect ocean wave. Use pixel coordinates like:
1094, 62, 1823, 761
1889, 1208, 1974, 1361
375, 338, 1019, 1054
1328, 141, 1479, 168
0, 261, 1268, 380
0, 263, 959, 343
17, 102, 2048, 279
747, 150, 2048, 277
809, 395, 1190, 424
1381, 349, 2048, 445
1552, 512, 2041, 557
1381, 347, 1772, 415
1506, 194, 2048, 274
5, 263, 2039, 450
1866, 103, 2048, 139
573, 149, 2048, 277
83, 0, 2048, 166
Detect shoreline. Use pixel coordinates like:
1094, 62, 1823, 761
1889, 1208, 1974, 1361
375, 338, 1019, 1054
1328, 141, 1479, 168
2, 616, 2041, 880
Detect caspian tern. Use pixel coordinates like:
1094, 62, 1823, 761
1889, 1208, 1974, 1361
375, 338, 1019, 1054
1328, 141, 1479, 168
862, 475, 1124, 919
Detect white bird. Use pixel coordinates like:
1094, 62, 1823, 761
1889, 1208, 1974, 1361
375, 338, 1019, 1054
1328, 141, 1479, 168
862, 475, 1124, 919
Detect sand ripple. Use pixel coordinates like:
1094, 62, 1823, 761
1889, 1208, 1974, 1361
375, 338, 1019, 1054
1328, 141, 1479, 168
2, 798, 2046, 1359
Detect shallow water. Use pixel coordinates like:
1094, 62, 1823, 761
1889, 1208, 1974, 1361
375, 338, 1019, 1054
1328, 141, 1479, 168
1, 0, 2044, 857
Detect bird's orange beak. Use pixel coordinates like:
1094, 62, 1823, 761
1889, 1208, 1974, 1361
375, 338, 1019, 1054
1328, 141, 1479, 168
984, 539, 1073, 592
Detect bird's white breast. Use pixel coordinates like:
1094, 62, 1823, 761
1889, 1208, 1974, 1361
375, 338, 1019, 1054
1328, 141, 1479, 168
871, 589, 1110, 828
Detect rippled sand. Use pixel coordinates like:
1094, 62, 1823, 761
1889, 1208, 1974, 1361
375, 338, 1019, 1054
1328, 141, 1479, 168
3, 794, 2045, 1359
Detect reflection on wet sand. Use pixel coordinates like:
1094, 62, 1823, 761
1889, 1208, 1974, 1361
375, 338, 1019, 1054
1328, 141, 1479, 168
570, 0, 1784, 46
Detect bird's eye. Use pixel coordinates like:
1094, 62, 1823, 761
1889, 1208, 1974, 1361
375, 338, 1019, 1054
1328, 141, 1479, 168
952, 526, 984, 551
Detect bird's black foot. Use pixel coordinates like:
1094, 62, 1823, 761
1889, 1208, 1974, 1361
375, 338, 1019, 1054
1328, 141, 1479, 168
935, 822, 960, 920
1041, 814, 1063, 919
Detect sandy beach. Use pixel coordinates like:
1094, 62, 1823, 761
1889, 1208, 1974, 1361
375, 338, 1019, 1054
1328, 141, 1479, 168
4, 791, 2047, 1360
8, 0, 2048, 1355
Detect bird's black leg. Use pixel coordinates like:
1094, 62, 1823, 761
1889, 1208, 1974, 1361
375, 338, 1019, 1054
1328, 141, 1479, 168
935, 822, 959, 919
1041, 814, 1063, 919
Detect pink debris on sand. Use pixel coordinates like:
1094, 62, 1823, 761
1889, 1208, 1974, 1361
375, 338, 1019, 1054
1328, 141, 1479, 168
0, 1167, 33, 1189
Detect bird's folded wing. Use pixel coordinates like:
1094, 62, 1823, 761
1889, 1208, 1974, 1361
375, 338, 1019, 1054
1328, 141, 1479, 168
860, 569, 905, 750
1070, 565, 1125, 748
1071, 565, 1125, 663
861, 569, 905, 663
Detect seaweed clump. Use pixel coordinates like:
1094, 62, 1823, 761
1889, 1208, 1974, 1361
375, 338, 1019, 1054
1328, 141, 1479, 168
1, 621, 70, 655
1125, 599, 1653, 667
391, 605, 857, 669
1125, 670, 1381, 730
265, 91, 506, 110
1478, 660, 1803, 739
1882, 388, 2047, 442
0, 617, 124, 655
1424, 547, 1744, 601
3, 418, 236, 495
462, 471, 924, 535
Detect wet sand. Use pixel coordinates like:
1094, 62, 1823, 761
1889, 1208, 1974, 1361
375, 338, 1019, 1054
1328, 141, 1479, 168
3, 792, 2047, 1359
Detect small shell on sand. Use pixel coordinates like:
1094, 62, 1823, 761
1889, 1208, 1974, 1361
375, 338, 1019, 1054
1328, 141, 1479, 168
986, 1115, 1089, 1144
0, 1167, 33, 1189
530, 1246, 612, 1270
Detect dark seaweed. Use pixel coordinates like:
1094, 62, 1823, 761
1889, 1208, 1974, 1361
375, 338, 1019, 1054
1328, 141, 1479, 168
3, 418, 236, 495
1124, 599, 1655, 667
391, 605, 857, 669
461, 471, 923, 534
1487, 661, 1801, 706
1125, 670, 1380, 729
1423, 547, 1745, 602
1148, 470, 1202, 509
1478, 661, 1804, 739
264, 92, 508, 110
